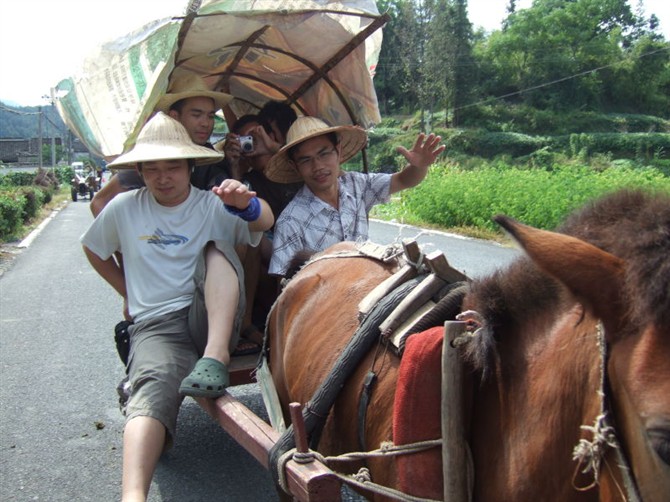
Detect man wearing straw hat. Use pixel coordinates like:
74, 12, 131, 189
81, 112, 273, 502
265, 116, 445, 278
90, 72, 234, 217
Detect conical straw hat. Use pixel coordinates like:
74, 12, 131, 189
156, 73, 233, 113
265, 117, 368, 184
108, 112, 224, 169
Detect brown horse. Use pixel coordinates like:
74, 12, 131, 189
267, 189, 670, 501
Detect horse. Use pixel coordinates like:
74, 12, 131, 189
266, 189, 670, 501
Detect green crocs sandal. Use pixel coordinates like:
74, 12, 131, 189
179, 357, 229, 398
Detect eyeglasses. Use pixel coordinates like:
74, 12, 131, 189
294, 148, 338, 169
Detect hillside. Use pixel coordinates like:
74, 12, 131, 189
0, 102, 66, 139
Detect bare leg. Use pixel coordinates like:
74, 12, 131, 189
121, 416, 166, 502
201, 243, 239, 365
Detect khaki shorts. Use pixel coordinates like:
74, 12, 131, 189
125, 240, 245, 445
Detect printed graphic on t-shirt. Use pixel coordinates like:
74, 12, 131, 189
140, 228, 189, 249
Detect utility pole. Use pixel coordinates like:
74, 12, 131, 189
38, 106, 43, 169
50, 89, 56, 169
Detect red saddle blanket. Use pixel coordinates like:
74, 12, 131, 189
393, 326, 444, 499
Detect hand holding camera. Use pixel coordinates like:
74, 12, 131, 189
238, 135, 254, 154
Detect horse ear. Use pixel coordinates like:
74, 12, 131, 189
495, 215, 626, 334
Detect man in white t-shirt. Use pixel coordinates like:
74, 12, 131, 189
80, 112, 273, 502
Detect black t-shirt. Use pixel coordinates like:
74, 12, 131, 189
244, 170, 303, 225
189, 158, 232, 190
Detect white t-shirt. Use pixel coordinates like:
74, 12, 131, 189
81, 187, 260, 322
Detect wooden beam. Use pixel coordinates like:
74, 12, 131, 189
442, 321, 469, 501
196, 393, 342, 501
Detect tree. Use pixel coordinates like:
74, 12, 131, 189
375, 0, 423, 114
448, 0, 475, 126
424, 0, 476, 127
476, 0, 641, 111
503, 0, 517, 31
41, 144, 65, 166
609, 35, 670, 116
375, 0, 405, 114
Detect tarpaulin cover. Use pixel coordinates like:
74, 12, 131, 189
54, 0, 384, 158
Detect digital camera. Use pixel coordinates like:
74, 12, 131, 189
239, 135, 254, 153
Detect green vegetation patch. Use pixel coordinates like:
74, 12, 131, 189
383, 162, 669, 232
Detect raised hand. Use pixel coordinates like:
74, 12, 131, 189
396, 133, 445, 169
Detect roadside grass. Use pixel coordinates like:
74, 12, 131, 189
372, 159, 670, 235
370, 196, 504, 242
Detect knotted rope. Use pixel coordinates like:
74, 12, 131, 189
571, 322, 642, 502
276, 439, 443, 502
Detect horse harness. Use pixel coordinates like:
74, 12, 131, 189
267, 240, 470, 499
456, 312, 646, 502
572, 321, 643, 502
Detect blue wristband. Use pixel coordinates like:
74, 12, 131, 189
225, 196, 261, 222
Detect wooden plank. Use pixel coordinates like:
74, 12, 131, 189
425, 250, 468, 283
197, 393, 276, 466
442, 321, 469, 501
196, 393, 342, 501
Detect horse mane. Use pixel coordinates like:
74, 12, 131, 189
463, 188, 670, 374
558, 189, 670, 329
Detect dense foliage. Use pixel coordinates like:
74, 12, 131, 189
390, 161, 670, 231
375, 0, 669, 123
0, 102, 65, 139
0, 169, 62, 241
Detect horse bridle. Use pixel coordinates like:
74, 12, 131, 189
572, 321, 643, 501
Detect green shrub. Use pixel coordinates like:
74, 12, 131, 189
0, 171, 35, 187
460, 104, 670, 135
559, 133, 670, 161
397, 162, 670, 232
17, 187, 44, 222
365, 122, 670, 164
0, 191, 26, 238
55, 166, 74, 185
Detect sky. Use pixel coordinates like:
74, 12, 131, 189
0, 0, 668, 107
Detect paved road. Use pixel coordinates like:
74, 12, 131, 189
368, 219, 519, 278
0, 201, 520, 501
0, 201, 278, 502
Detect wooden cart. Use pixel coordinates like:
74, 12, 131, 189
196, 320, 470, 502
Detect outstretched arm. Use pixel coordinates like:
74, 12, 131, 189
389, 133, 445, 195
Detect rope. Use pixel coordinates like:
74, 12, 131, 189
570, 322, 642, 502
572, 413, 618, 488
276, 439, 443, 501
322, 439, 442, 462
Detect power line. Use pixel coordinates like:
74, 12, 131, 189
454, 45, 670, 111
0, 103, 41, 115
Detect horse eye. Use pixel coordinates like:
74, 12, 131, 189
647, 428, 670, 465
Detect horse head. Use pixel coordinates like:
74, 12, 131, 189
495, 190, 670, 501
